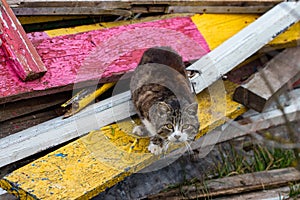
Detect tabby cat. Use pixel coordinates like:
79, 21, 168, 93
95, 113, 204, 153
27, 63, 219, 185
130, 46, 200, 155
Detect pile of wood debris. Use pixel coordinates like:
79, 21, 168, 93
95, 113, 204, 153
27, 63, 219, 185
0, 0, 299, 199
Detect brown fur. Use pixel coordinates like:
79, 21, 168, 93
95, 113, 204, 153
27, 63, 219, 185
130, 46, 199, 154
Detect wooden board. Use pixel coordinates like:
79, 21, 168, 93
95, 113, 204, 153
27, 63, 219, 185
0, 92, 69, 122
0, 0, 47, 81
1, 12, 300, 104
148, 168, 300, 199
233, 46, 300, 112
214, 186, 291, 200
167, 5, 273, 14
0, 109, 62, 138
0, 80, 246, 199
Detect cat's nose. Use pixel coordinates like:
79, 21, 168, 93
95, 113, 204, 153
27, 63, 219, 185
174, 135, 181, 140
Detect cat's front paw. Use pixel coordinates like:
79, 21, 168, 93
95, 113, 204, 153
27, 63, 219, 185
148, 143, 163, 155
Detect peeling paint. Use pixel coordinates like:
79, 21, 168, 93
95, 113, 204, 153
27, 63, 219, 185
0, 16, 209, 103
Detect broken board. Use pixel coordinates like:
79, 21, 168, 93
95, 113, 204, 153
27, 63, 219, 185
0, 0, 46, 81
233, 46, 300, 112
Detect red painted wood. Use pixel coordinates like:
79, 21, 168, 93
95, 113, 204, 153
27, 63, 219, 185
0, 0, 47, 81
0, 17, 210, 104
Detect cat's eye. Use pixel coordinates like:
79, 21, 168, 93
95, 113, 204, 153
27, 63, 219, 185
165, 124, 173, 129
182, 124, 190, 129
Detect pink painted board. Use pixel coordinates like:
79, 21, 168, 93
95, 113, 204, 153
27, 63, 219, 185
0, 0, 47, 81
0, 17, 210, 104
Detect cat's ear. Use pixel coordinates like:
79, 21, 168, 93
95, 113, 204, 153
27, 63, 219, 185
184, 102, 198, 115
157, 102, 171, 116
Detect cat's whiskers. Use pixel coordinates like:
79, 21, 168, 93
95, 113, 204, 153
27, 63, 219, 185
184, 141, 193, 155
163, 141, 170, 153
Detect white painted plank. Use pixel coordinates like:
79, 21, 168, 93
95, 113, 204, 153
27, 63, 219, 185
0, 188, 7, 195
0, 91, 133, 168
188, 1, 300, 94
0, 188, 17, 200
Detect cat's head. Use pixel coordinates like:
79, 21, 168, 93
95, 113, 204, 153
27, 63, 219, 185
149, 102, 200, 143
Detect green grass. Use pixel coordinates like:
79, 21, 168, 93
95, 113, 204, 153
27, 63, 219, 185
289, 183, 300, 199
212, 143, 296, 179
162, 141, 298, 199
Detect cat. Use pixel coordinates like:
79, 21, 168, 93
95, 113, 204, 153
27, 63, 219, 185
130, 46, 200, 155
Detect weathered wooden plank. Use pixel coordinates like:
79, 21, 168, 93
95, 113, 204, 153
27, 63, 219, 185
0, 90, 133, 168
0, 0, 47, 81
13, 7, 132, 16
148, 168, 300, 199
0, 109, 61, 138
0, 92, 69, 122
5, 0, 283, 15
0, 80, 246, 199
167, 5, 273, 14
214, 186, 290, 200
188, 1, 300, 94
233, 47, 300, 112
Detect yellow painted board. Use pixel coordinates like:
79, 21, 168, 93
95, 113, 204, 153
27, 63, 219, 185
45, 14, 192, 37
41, 14, 300, 52
0, 80, 246, 199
